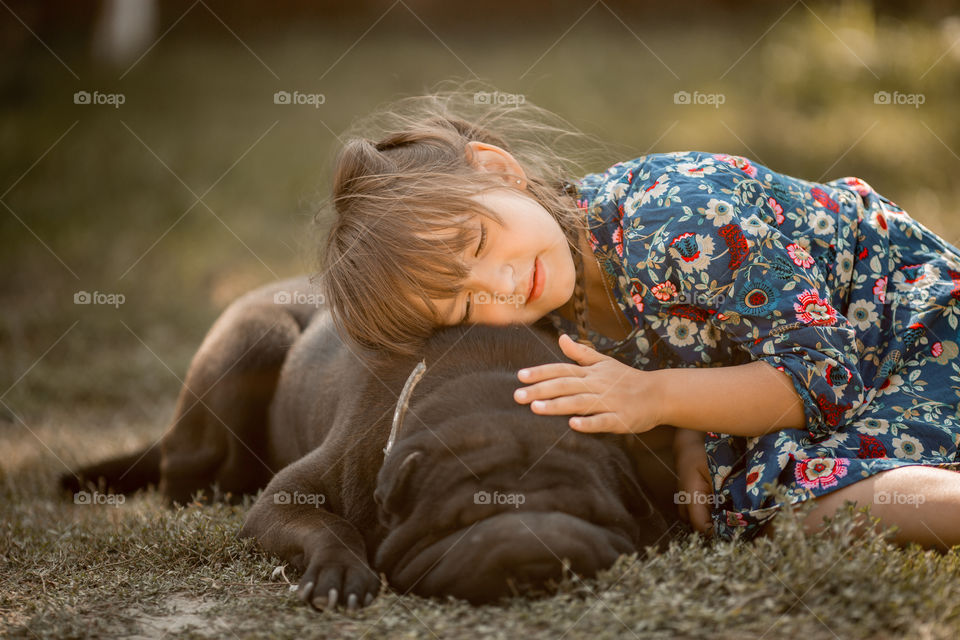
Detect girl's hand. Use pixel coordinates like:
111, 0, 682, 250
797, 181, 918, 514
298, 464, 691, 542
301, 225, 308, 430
513, 333, 663, 434
673, 429, 714, 536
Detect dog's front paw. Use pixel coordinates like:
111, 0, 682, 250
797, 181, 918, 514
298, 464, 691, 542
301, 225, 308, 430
296, 551, 380, 610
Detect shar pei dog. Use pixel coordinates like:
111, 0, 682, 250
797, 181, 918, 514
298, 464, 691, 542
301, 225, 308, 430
61, 276, 681, 608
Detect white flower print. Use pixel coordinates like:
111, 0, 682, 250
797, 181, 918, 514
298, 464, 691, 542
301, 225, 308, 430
699, 322, 720, 348
856, 417, 890, 435
666, 316, 697, 347
623, 189, 644, 216
745, 462, 767, 495
701, 198, 735, 226
667, 233, 715, 274
741, 214, 768, 237
892, 264, 941, 292
846, 299, 879, 332
676, 162, 716, 177
808, 210, 835, 236
892, 434, 924, 460
712, 464, 733, 492
835, 249, 854, 281
777, 439, 805, 468
639, 177, 670, 206
877, 373, 906, 397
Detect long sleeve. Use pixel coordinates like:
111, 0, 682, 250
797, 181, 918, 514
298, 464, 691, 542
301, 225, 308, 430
619, 152, 867, 437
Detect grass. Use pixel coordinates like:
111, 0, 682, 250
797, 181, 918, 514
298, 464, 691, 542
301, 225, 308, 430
4, 2, 960, 637
4, 466, 960, 638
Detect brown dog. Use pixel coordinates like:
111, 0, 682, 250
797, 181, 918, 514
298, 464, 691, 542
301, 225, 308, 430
62, 276, 681, 607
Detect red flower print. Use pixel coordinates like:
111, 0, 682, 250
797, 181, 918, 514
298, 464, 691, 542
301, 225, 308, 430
811, 187, 839, 213
873, 276, 887, 304
793, 288, 838, 326
948, 269, 960, 300
652, 281, 678, 301
932, 341, 943, 357
825, 362, 853, 386
713, 153, 758, 177
876, 212, 888, 231
767, 196, 785, 225
857, 434, 887, 459
843, 177, 871, 197
669, 304, 709, 322
630, 282, 644, 312
726, 512, 748, 527
786, 243, 815, 269
794, 457, 849, 490
669, 232, 701, 262
816, 395, 853, 427
718, 223, 749, 270
613, 226, 623, 257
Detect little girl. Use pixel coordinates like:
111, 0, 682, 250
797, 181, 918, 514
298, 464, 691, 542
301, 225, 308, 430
317, 87, 960, 547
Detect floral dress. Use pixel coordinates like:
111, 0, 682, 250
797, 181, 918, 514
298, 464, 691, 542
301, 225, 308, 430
546, 151, 960, 541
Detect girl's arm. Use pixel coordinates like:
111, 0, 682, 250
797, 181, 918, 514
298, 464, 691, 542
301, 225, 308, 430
655, 360, 806, 437
516, 335, 807, 437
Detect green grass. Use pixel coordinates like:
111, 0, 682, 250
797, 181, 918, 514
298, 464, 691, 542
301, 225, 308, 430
4, 3, 960, 637
4, 469, 960, 638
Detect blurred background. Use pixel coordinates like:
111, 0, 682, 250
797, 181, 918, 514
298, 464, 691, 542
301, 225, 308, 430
1, 0, 959, 456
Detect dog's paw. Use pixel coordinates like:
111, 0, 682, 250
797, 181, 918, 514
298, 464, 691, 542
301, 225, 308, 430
296, 553, 380, 610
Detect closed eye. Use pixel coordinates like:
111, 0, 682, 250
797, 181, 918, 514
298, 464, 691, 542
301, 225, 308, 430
462, 221, 486, 324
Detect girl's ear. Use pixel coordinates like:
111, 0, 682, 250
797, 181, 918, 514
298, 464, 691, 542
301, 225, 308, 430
465, 141, 526, 185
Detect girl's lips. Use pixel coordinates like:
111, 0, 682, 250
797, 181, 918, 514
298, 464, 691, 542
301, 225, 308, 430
528, 256, 545, 303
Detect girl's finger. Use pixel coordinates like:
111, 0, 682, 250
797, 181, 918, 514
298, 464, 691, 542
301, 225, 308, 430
568, 412, 625, 433
514, 376, 592, 404
529, 393, 601, 416
558, 333, 608, 365
689, 502, 713, 534
517, 363, 584, 383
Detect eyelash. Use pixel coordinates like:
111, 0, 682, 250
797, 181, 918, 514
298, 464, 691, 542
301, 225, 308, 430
463, 222, 487, 323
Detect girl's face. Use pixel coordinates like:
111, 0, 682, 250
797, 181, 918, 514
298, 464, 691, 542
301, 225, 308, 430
428, 187, 577, 327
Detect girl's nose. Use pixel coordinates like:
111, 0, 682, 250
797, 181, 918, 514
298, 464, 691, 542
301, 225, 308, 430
465, 261, 516, 298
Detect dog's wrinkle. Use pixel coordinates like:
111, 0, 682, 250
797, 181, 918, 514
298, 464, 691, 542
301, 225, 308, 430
377, 473, 637, 580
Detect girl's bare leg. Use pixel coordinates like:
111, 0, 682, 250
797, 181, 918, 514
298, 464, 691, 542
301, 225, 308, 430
763, 466, 960, 550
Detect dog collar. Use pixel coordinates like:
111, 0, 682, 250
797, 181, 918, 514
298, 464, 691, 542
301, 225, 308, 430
383, 359, 427, 458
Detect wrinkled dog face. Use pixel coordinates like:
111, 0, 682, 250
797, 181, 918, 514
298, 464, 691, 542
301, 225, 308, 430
373, 398, 666, 603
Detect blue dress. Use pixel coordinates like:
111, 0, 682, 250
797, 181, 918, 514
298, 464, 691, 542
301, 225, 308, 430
545, 151, 960, 541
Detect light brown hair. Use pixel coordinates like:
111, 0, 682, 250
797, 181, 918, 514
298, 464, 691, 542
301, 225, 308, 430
313, 80, 615, 362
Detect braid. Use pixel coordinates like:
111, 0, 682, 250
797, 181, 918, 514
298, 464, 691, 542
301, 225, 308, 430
565, 225, 594, 349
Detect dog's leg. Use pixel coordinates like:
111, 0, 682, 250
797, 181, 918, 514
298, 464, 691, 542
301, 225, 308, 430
159, 289, 315, 505
239, 444, 381, 610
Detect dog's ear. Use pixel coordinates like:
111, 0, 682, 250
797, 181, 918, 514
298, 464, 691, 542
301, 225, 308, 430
374, 450, 423, 526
